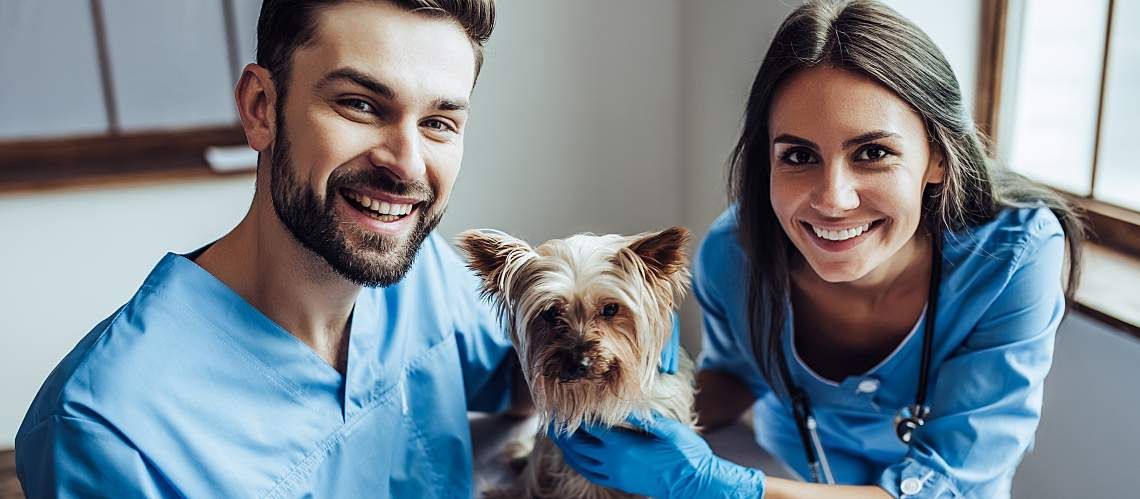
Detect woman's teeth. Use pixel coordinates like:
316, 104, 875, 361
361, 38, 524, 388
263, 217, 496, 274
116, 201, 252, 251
344, 190, 414, 219
811, 222, 872, 241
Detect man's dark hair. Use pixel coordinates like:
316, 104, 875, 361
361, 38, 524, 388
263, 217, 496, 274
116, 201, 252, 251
255, 0, 495, 99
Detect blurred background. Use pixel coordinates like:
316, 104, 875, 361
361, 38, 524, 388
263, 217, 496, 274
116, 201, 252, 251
1, 1, 1138, 497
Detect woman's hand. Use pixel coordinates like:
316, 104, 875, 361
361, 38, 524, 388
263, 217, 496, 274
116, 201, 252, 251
548, 412, 766, 499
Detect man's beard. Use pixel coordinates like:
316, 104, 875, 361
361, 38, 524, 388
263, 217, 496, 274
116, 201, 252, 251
268, 124, 443, 287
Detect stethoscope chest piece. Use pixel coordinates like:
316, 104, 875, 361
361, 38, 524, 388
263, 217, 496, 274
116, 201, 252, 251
783, 231, 943, 483
894, 404, 930, 444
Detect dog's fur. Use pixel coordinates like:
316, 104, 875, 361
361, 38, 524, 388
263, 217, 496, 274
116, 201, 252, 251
457, 227, 697, 499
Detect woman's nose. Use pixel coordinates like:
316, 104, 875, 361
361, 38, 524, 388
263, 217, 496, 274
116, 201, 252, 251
368, 123, 426, 181
809, 163, 860, 215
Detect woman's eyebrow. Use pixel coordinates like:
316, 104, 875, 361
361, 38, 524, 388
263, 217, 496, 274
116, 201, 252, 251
842, 130, 900, 149
772, 134, 818, 149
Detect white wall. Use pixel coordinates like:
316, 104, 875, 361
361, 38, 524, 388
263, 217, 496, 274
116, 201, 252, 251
678, 0, 800, 350
0, 178, 254, 446
0, 0, 683, 447
439, 0, 684, 242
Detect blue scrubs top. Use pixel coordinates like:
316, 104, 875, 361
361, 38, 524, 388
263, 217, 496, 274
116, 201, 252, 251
696, 206, 1065, 498
16, 233, 515, 498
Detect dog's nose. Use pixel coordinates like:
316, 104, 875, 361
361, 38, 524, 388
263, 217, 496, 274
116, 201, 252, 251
557, 349, 591, 381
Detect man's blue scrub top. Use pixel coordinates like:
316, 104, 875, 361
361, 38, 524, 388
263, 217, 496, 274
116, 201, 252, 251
16, 233, 515, 498
696, 206, 1066, 498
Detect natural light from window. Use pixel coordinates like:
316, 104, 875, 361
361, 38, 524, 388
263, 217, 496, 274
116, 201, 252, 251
1093, 0, 1140, 211
1003, 0, 1109, 195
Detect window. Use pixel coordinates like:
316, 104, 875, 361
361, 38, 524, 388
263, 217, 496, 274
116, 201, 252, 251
0, 0, 260, 191
980, 0, 1140, 335
982, 0, 1140, 257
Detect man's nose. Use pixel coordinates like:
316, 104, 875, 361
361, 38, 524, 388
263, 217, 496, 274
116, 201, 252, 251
368, 123, 426, 181
810, 163, 860, 215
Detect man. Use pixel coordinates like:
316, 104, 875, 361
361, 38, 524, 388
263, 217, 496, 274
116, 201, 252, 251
16, 1, 524, 497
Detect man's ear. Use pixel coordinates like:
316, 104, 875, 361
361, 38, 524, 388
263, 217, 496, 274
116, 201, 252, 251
455, 230, 535, 299
235, 63, 277, 153
626, 226, 691, 278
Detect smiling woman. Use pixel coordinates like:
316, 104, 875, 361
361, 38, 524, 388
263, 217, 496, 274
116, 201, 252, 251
546, 1, 1090, 498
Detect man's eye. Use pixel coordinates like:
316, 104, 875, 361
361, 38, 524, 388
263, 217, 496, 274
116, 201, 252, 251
341, 99, 375, 114
422, 118, 456, 133
855, 144, 892, 161
781, 148, 817, 165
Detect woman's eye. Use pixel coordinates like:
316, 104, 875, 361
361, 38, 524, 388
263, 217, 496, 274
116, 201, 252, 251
601, 303, 620, 318
856, 144, 891, 161
781, 148, 817, 165
341, 99, 375, 114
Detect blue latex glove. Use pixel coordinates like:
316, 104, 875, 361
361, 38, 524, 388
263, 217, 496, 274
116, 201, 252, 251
549, 412, 765, 499
658, 311, 680, 374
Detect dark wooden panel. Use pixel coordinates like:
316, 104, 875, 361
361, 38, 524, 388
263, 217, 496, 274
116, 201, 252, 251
0, 449, 23, 499
0, 125, 250, 192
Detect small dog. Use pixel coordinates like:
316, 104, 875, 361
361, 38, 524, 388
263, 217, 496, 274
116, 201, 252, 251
457, 226, 697, 499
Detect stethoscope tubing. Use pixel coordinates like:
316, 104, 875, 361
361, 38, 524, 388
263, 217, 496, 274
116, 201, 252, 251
785, 231, 943, 485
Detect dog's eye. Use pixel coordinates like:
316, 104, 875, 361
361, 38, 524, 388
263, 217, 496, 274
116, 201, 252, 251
541, 307, 562, 323
601, 303, 620, 317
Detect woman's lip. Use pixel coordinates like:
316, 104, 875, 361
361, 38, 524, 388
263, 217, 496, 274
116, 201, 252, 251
798, 219, 882, 253
801, 219, 883, 230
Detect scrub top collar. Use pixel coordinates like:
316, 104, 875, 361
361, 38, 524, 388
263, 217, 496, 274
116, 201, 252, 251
782, 298, 930, 409
145, 251, 385, 421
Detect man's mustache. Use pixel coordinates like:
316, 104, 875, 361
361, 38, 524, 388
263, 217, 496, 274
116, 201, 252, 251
326, 168, 435, 205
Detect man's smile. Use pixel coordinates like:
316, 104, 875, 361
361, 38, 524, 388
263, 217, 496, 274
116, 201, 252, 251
337, 187, 424, 235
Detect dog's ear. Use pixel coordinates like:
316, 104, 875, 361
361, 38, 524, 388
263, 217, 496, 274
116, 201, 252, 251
455, 229, 534, 299
626, 226, 691, 278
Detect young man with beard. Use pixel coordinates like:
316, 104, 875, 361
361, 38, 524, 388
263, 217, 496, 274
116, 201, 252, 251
15, 1, 524, 497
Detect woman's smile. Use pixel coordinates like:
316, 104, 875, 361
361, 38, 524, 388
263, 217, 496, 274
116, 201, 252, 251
799, 219, 885, 253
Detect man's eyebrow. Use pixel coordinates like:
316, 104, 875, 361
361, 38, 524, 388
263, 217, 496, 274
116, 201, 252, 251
435, 98, 468, 112
315, 68, 395, 100
772, 134, 819, 149
842, 130, 900, 149
315, 67, 468, 113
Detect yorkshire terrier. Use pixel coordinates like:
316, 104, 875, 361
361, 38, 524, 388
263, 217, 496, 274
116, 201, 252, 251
457, 226, 697, 499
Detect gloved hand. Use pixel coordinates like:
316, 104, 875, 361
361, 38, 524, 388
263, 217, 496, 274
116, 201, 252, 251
549, 412, 765, 499
658, 311, 680, 374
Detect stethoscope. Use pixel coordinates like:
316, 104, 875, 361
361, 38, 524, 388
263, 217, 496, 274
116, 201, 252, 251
781, 232, 942, 485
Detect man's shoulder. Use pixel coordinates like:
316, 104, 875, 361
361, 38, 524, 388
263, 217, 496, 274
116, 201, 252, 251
20, 300, 142, 428
389, 231, 484, 302
20, 263, 216, 429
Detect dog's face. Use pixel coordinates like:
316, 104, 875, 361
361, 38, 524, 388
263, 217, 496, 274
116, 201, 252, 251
457, 227, 691, 432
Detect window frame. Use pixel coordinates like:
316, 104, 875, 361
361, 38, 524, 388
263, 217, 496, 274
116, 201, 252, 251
978, 0, 1139, 338
0, 0, 251, 192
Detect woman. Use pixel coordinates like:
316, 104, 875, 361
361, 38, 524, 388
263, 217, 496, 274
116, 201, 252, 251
550, 1, 1084, 498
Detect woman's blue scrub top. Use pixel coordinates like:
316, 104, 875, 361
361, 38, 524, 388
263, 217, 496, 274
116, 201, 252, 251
16, 233, 515, 498
696, 206, 1066, 498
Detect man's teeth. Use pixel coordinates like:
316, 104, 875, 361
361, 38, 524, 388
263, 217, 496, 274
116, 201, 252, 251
344, 191, 413, 216
811, 222, 872, 241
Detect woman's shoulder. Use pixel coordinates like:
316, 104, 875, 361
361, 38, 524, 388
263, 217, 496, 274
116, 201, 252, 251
944, 204, 1063, 265
941, 205, 1066, 306
696, 206, 747, 267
